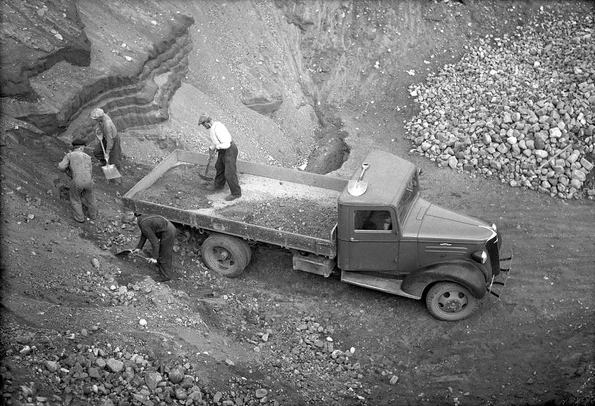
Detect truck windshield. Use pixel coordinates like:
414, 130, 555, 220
397, 171, 419, 223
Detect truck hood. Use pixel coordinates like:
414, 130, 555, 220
416, 202, 495, 242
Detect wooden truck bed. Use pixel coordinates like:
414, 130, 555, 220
122, 150, 348, 257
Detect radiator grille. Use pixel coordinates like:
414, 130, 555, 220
487, 235, 500, 276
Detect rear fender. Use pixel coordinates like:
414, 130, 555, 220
401, 261, 487, 299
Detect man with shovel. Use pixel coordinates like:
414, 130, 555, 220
90, 108, 122, 185
131, 213, 176, 282
198, 114, 241, 201
58, 138, 98, 223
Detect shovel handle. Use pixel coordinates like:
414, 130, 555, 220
358, 163, 370, 180
207, 149, 216, 162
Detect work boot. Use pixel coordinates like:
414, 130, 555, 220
205, 184, 222, 191
225, 194, 241, 201
157, 265, 172, 282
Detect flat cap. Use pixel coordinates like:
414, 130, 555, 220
198, 114, 211, 125
71, 138, 86, 146
90, 108, 104, 119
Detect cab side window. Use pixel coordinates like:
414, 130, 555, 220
354, 210, 393, 231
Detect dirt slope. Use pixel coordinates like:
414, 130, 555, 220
1, 1, 594, 405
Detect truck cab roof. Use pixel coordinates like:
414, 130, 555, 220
338, 150, 418, 208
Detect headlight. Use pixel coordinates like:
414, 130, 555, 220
492, 223, 497, 233
472, 250, 488, 264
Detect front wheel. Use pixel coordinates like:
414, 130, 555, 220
426, 282, 478, 321
201, 234, 251, 278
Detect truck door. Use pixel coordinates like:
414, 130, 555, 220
342, 209, 400, 271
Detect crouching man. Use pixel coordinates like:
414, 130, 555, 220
132, 213, 176, 282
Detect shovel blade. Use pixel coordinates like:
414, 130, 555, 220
115, 249, 133, 257
102, 164, 121, 180
347, 180, 368, 196
347, 162, 370, 196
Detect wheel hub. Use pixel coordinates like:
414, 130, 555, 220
215, 248, 230, 261
441, 292, 467, 312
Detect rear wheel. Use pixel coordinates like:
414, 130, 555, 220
426, 282, 478, 321
239, 240, 252, 265
201, 234, 251, 278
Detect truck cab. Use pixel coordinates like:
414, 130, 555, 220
335, 150, 506, 321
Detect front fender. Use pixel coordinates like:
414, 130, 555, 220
401, 261, 487, 299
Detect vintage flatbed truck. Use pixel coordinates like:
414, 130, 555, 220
122, 149, 510, 321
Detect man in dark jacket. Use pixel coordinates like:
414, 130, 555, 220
58, 138, 98, 223
132, 214, 176, 282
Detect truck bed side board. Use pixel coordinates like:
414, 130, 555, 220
178, 150, 348, 192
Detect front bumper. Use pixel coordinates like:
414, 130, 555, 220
487, 248, 513, 299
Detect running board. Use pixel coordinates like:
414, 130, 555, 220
341, 271, 420, 300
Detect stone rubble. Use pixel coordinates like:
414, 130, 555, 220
405, 9, 594, 199
1, 331, 282, 406
1, 311, 393, 405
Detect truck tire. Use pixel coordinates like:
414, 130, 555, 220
425, 282, 478, 321
239, 240, 252, 265
201, 234, 251, 278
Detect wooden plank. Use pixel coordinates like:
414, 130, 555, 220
123, 150, 180, 199
178, 149, 207, 165
238, 161, 348, 191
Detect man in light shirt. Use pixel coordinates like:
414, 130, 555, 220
90, 108, 122, 185
198, 114, 242, 201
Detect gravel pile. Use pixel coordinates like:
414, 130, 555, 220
405, 8, 595, 199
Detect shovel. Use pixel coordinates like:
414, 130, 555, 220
114, 249, 150, 260
199, 149, 216, 181
347, 163, 370, 196
115, 249, 134, 257
99, 139, 121, 180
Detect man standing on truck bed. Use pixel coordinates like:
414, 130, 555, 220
132, 214, 177, 282
198, 114, 242, 201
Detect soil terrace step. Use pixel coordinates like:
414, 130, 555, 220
57, 27, 192, 144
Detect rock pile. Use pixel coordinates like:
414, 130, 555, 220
1, 332, 275, 406
405, 9, 594, 199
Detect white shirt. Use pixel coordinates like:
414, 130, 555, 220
210, 121, 232, 150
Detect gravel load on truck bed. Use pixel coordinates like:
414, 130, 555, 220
135, 164, 340, 239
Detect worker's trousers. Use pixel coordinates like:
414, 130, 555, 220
214, 142, 241, 196
157, 222, 177, 273
70, 180, 97, 223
